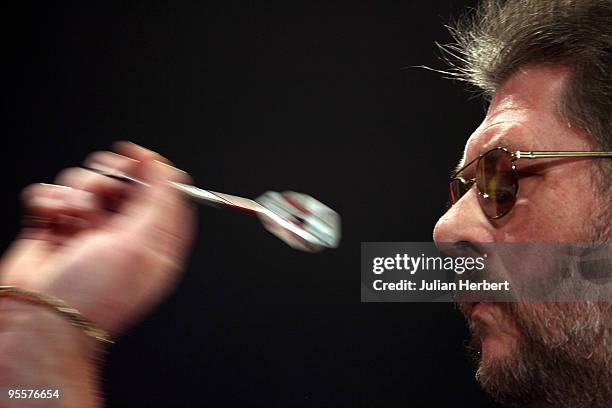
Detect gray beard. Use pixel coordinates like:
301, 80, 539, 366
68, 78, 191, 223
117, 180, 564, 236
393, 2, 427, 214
467, 302, 612, 408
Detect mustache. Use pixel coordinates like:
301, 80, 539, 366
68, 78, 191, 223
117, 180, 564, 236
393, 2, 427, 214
445, 242, 612, 303
458, 301, 516, 319
443, 242, 519, 303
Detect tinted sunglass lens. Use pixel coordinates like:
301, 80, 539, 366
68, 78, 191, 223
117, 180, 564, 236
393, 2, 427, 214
448, 178, 473, 207
476, 149, 518, 218
449, 179, 462, 205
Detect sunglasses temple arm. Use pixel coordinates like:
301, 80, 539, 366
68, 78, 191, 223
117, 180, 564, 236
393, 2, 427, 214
514, 151, 612, 159
452, 156, 482, 178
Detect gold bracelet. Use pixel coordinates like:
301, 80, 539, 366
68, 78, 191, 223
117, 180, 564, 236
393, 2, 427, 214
0, 286, 113, 344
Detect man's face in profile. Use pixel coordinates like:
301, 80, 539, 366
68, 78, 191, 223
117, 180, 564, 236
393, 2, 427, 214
433, 65, 611, 407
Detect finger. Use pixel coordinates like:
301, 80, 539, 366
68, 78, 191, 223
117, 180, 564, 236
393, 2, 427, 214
84, 150, 138, 175
21, 183, 100, 224
112, 141, 174, 183
54, 166, 127, 199
112, 141, 171, 165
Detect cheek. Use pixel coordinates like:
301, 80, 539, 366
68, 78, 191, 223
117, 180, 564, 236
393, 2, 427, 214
493, 172, 596, 242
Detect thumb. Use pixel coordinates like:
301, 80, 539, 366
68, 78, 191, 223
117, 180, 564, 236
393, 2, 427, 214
119, 159, 197, 269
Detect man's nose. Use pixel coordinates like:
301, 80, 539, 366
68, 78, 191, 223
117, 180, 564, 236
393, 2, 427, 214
433, 187, 494, 244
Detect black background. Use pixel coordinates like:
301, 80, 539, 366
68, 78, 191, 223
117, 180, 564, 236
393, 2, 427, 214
1, 1, 503, 407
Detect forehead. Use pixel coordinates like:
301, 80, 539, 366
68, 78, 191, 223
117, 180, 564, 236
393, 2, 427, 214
460, 65, 591, 165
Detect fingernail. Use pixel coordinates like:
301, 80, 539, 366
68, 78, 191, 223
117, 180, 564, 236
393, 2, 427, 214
31, 196, 63, 208
152, 160, 188, 175
66, 191, 95, 210
39, 183, 72, 190
120, 140, 150, 152
124, 140, 143, 148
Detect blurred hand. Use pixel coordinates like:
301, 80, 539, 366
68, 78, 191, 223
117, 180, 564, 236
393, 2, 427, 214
0, 142, 197, 336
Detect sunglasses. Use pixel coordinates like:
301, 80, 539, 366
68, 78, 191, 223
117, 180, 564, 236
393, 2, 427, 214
449, 147, 612, 219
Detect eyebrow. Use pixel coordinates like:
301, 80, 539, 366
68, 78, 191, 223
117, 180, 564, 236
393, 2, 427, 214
452, 130, 515, 177
453, 158, 466, 177
452, 154, 479, 178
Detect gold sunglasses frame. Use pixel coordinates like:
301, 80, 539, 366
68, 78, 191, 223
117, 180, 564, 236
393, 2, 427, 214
449, 147, 612, 219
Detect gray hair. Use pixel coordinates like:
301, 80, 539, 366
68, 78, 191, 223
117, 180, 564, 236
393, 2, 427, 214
441, 0, 611, 147
438, 0, 612, 237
